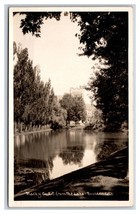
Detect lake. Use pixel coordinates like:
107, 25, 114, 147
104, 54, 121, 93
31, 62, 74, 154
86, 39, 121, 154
14, 130, 128, 194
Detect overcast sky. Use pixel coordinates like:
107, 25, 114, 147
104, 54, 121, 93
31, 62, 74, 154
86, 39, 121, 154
13, 12, 94, 103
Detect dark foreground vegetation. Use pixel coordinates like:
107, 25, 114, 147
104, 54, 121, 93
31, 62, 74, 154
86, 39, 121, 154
15, 147, 128, 201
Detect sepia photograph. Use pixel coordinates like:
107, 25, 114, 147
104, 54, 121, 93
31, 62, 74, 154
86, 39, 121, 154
9, 6, 133, 207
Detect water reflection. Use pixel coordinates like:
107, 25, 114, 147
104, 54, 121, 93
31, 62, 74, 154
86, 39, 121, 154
14, 134, 25, 148
94, 132, 128, 161
59, 146, 84, 165
14, 130, 128, 194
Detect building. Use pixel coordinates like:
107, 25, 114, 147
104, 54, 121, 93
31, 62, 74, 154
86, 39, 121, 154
70, 86, 84, 98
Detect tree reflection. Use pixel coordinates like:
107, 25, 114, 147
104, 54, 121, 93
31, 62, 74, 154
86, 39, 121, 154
14, 156, 54, 194
59, 146, 84, 165
95, 139, 128, 161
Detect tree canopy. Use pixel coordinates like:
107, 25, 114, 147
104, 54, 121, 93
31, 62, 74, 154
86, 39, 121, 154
13, 12, 61, 37
60, 93, 86, 124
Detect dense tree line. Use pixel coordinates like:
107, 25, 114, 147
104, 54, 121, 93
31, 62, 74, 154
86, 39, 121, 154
13, 42, 86, 132
13, 42, 67, 132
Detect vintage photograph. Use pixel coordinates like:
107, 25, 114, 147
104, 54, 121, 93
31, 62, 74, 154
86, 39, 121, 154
9, 6, 133, 207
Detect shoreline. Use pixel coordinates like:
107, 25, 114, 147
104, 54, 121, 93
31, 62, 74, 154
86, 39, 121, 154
14, 127, 128, 136
14, 125, 86, 136
14, 128, 52, 136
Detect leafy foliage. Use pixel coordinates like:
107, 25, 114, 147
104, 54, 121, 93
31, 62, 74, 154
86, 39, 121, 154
60, 93, 86, 124
13, 12, 61, 37
70, 12, 128, 131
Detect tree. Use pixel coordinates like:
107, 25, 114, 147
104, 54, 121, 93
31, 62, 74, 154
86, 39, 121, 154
72, 96, 86, 123
70, 12, 128, 131
59, 93, 74, 125
14, 44, 36, 131
60, 93, 86, 124
49, 97, 67, 130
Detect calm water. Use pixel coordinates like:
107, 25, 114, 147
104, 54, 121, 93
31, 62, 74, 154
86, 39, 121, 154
14, 130, 128, 193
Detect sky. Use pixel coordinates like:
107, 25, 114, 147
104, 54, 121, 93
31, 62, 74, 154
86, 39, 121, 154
13, 12, 94, 103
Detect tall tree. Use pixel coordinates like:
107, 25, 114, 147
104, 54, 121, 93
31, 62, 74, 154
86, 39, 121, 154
70, 12, 128, 131
14, 44, 36, 130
